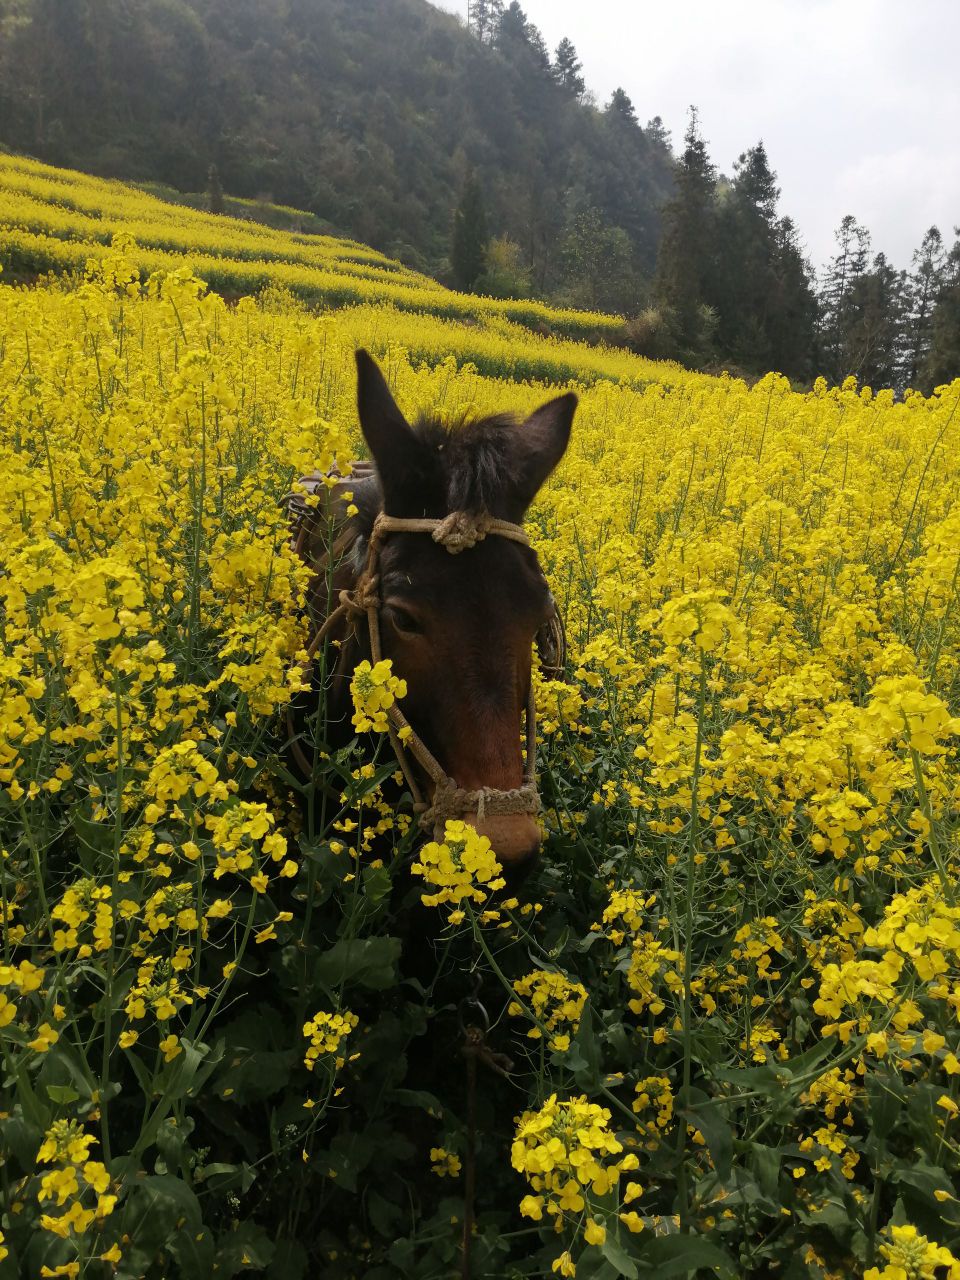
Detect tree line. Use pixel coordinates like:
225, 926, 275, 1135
641, 109, 959, 390
0, 0, 956, 389
455, 13, 958, 392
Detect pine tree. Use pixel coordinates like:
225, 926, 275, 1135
653, 107, 717, 362
846, 253, 905, 389
767, 217, 818, 380
819, 215, 872, 381
451, 174, 488, 290
526, 24, 551, 71
468, 0, 503, 44
903, 226, 946, 386
606, 88, 638, 127
921, 229, 960, 390
496, 1, 528, 43
644, 116, 672, 153
552, 38, 585, 99
709, 142, 782, 368
732, 141, 778, 220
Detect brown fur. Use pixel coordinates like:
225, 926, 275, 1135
304, 351, 577, 864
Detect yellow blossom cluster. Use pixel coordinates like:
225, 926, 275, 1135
349, 659, 408, 734
303, 1009, 360, 1073
508, 969, 588, 1052
632, 1075, 675, 1142
35, 1122, 117, 1244
411, 820, 506, 918
512, 1094, 643, 1247
866, 1223, 960, 1280
429, 1147, 462, 1178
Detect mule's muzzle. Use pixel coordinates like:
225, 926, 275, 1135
467, 812, 541, 867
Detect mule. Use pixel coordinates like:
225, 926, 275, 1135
288, 350, 576, 869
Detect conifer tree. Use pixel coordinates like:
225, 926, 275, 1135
469, 0, 503, 44
526, 24, 551, 71
552, 38, 585, 99
903, 226, 946, 386
451, 174, 488, 291
653, 107, 717, 362
709, 142, 781, 368
766, 217, 818, 380
819, 215, 872, 381
606, 88, 638, 127
644, 116, 672, 153
922, 229, 960, 390
847, 253, 905, 388
497, 1, 528, 44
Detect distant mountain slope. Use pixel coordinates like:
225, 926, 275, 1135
0, 151, 625, 343
0, 0, 675, 286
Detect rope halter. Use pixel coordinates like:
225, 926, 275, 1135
340, 510, 542, 841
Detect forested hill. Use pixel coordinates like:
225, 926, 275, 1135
2, 0, 958, 390
0, 0, 674, 291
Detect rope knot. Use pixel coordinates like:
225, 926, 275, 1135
339, 573, 380, 618
432, 510, 493, 554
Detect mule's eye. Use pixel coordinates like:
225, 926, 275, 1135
383, 603, 423, 636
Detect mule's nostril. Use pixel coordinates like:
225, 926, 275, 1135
468, 813, 541, 866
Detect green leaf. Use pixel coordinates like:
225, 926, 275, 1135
216, 1221, 275, 1276
126, 1048, 158, 1100
45, 1084, 80, 1105
601, 1231, 640, 1277
168, 1225, 215, 1280
750, 1143, 781, 1202
393, 1087, 445, 1116
118, 1173, 204, 1265
360, 862, 393, 912
367, 1189, 402, 1236
313, 936, 401, 991
267, 1240, 308, 1280
197, 1161, 257, 1196
165, 1036, 226, 1103
71, 810, 114, 874
638, 1233, 736, 1277
891, 1160, 954, 1205
866, 1071, 903, 1142
0, 1113, 43, 1172
684, 1091, 732, 1182
567, 1004, 602, 1089
9, 1066, 49, 1129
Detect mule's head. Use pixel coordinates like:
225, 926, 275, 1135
353, 350, 576, 868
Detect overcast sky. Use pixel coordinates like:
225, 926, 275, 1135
430, 0, 959, 273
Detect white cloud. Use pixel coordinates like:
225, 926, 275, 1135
430, 0, 960, 268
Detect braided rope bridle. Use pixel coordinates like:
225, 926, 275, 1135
287, 472, 565, 842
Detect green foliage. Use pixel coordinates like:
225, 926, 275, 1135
476, 234, 531, 299
451, 174, 488, 292
922, 231, 960, 391
559, 207, 638, 314
0, 0, 673, 285
653, 108, 718, 365
206, 163, 224, 217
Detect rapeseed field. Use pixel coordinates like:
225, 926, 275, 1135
1, 168, 960, 1279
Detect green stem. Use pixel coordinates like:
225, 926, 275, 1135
678, 658, 708, 1232
909, 747, 954, 906
100, 684, 126, 1164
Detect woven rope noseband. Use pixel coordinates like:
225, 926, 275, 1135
291, 500, 545, 841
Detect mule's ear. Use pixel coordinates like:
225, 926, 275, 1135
511, 392, 577, 512
355, 349, 417, 475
